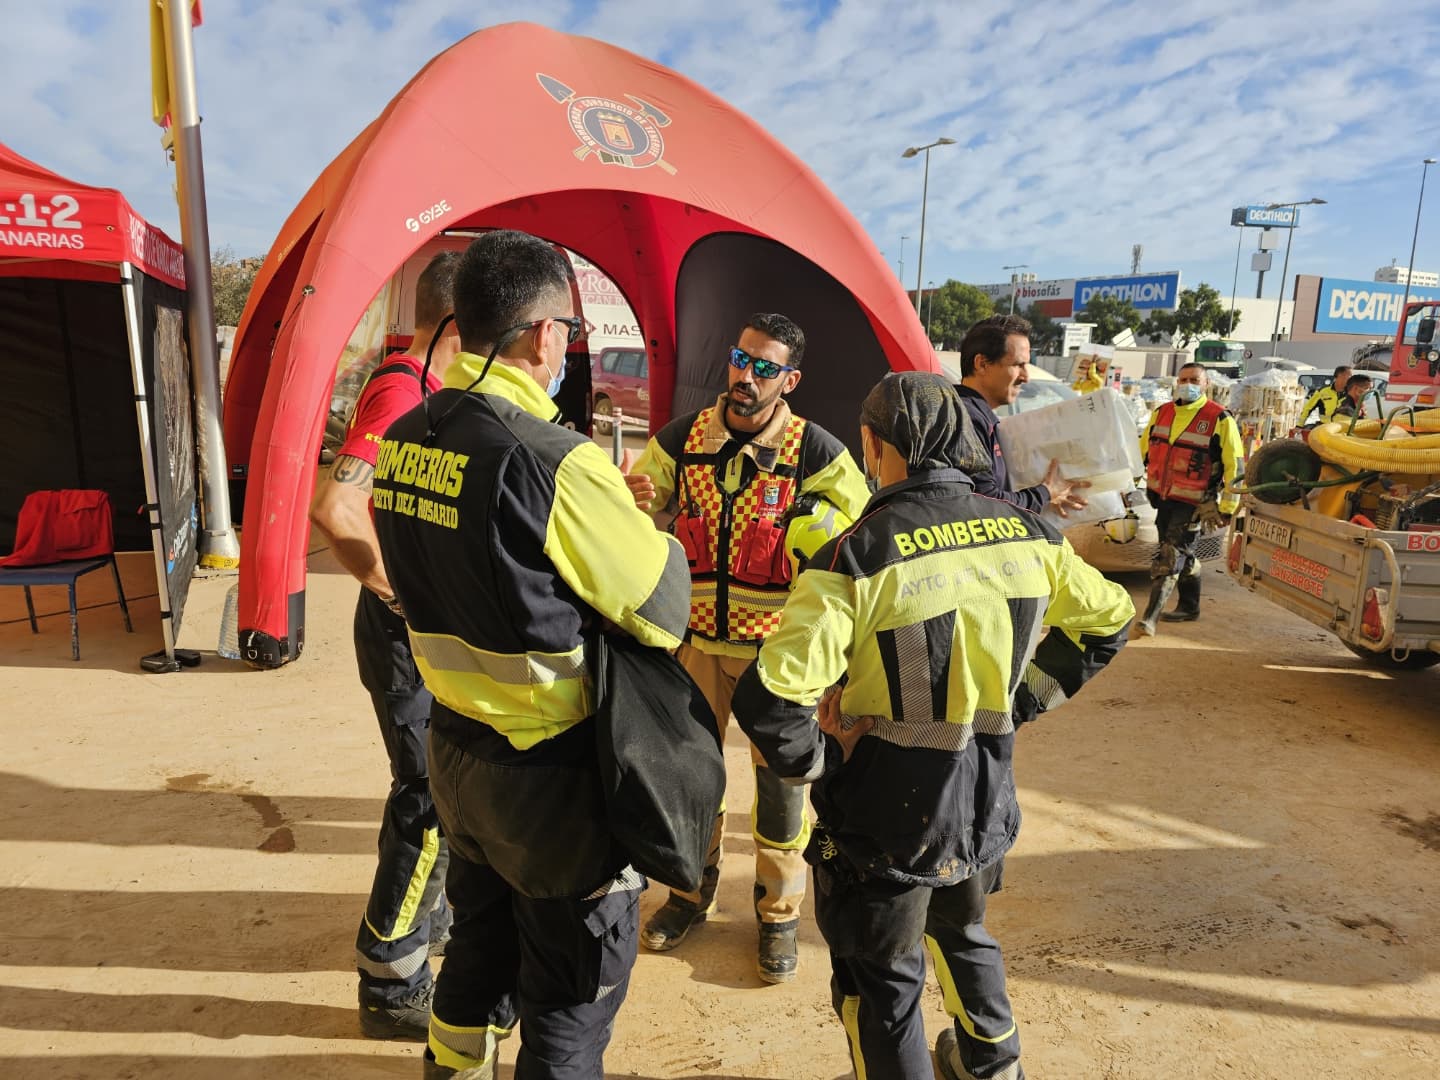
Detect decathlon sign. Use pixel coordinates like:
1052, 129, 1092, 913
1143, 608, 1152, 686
1314, 277, 1440, 335
1231, 205, 1299, 228
1074, 272, 1181, 311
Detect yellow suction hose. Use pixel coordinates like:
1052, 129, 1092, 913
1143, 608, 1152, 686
1308, 408, 1440, 474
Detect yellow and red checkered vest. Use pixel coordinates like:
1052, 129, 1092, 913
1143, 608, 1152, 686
1146, 399, 1225, 505
676, 406, 807, 644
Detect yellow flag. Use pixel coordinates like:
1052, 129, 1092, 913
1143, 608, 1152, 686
149, 1, 204, 127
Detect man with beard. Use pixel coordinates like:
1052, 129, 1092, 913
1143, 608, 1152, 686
624, 313, 869, 983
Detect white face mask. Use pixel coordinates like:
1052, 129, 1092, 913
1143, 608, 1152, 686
1176, 383, 1203, 404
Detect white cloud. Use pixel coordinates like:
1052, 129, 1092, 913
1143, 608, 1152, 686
5, 0, 1439, 292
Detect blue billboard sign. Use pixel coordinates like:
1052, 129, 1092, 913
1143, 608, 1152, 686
1314, 277, 1440, 335
1231, 205, 1299, 228
1073, 272, 1181, 312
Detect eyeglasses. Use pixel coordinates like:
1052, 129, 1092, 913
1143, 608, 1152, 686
728, 346, 793, 380
501, 316, 584, 346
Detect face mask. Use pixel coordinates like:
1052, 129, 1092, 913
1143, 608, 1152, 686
1176, 383, 1202, 404
545, 357, 566, 399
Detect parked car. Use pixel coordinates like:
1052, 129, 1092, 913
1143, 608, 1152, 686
1296, 371, 1389, 418
591, 346, 649, 434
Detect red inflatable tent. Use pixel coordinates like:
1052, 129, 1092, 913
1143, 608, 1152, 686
0, 142, 200, 666
223, 22, 936, 668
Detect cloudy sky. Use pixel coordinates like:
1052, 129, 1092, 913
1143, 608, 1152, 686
8, 0, 1440, 298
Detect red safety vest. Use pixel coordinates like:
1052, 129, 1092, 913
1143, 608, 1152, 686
672, 405, 806, 644
1146, 399, 1225, 505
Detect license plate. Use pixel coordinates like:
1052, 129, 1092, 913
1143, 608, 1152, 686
1246, 517, 1292, 548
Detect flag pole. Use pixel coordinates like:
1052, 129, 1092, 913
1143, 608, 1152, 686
161, 0, 240, 568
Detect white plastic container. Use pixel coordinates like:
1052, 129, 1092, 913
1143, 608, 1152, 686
997, 388, 1143, 527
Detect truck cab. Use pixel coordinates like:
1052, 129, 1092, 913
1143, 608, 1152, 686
1385, 299, 1440, 410
1194, 338, 1245, 378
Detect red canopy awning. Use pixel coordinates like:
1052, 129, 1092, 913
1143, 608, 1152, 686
0, 143, 186, 290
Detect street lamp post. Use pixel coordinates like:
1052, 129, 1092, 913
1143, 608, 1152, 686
902, 138, 957, 312
925, 280, 936, 342
898, 235, 908, 284
1002, 263, 1028, 315
1402, 158, 1437, 329
1267, 197, 1326, 355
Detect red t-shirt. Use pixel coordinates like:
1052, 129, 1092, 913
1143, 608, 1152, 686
336, 353, 441, 466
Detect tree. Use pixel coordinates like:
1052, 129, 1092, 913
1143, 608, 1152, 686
926, 280, 995, 351
1018, 304, 1063, 355
211, 246, 262, 327
1135, 284, 1240, 346
1075, 293, 1142, 345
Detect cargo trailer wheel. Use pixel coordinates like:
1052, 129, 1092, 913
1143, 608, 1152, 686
1244, 438, 1323, 504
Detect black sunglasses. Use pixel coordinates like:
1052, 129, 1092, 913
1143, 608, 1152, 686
729, 346, 793, 380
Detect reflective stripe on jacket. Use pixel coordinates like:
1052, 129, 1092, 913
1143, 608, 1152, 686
373, 357, 691, 750
732, 470, 1134, 887
1141, 397, 1243, 511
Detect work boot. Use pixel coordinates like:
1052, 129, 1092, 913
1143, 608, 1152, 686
359, 980, 433, 1041
641, 895, 713, 952
934, 1028, 1025, 1080
757, 920, 799, 984
423, 1048, 494, 1079
1134, 575, 1178, 637
427, 896, 453, 958
1160, 575, 1202, 622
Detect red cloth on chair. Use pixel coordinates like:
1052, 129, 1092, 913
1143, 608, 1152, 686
0, 490, 115, 567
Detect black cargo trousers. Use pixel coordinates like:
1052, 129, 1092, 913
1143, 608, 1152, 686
813, 835, 1021, 1080
426, 711, 641, 1079
353, 591, 449, 1006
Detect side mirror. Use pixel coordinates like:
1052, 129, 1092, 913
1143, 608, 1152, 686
1417, 316, 1437, 345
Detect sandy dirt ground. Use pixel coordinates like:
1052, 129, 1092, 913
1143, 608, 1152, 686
1, 544, 1438, 1080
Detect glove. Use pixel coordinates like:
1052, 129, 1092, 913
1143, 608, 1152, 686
1195, 501, 1229, 531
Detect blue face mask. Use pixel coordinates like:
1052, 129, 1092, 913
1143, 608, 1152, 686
545, 354, 567, 399
1176, 383, 1202, 404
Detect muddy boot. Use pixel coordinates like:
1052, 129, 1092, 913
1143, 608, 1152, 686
1134, 575, 1178, 637
934, 1028, 1025, 1080
1160, 575, 1201, 622
359, 981, 433, 1041
641, 890, 715, 952
757, 919, 799, 984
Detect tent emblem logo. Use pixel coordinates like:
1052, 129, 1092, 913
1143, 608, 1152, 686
537, 74, 676, 175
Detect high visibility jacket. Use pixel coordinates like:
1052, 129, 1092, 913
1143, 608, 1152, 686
1141, 397, 1243, 513
372, 356, 691, 751
1300, 384, 1341, 424
633, 395, 869, 655
733, 470, 1135, 887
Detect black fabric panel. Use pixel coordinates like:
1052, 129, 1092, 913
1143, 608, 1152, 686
874, 626, 906, 723
673, 234, 891, 459
0, 277, 149, 552
1004, 596, 1043, 693
923, 609, 956, 718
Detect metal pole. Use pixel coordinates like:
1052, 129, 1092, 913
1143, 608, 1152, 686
898, 235, 906, 284
1402, 159, 1435, 334
162, 0, 239, 568
1270, 224, 1295, 355
914, 150, 930, 311
1229, 225, 1244, 335
925, 283, 935, 341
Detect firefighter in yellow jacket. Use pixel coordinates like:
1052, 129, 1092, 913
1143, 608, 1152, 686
1299, 365, 1352, 424
1136, 362, 1244, 635
624, 312, 869, 982
373, 231, 692, 1079
732, 372, 1134, 1080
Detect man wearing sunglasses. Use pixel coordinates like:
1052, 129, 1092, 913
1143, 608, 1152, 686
625, 313, 869, 984
372, 230, 691, 1079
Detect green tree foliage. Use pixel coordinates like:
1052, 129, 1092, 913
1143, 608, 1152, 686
1018, 304, 1063, 355
926, 281, 995, 350
1139, 284, 1240, 346
1075, 293, 1142, 345
211, 246, 262, 327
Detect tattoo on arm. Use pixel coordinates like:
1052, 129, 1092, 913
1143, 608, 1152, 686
332, 455, 375, 490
